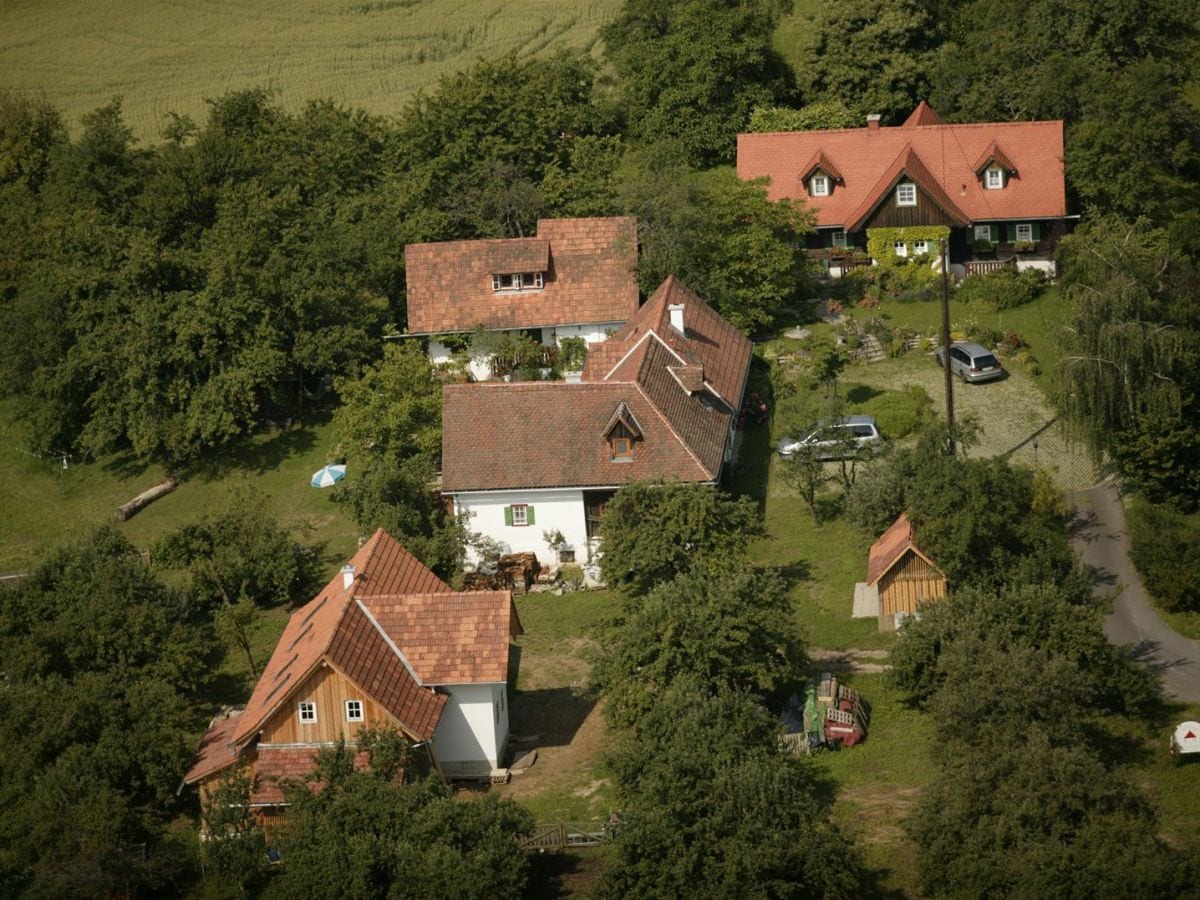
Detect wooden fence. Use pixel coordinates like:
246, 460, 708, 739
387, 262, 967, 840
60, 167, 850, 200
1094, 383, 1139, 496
518, 822, 610, 851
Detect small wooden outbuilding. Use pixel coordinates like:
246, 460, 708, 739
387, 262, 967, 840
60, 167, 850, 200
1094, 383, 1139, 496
867, 512, 947, 630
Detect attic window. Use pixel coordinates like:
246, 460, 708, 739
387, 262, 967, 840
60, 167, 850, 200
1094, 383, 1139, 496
345, 699, 364, 722
984, 167, 1005, 190
609, 423, 635, 462
298, 701, 317, 724
896, 183, 917, 206
491, 272, 544, 292
810, 174, 830, 197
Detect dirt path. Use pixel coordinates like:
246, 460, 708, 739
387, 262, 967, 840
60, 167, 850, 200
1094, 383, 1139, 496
811, 647, 891, 673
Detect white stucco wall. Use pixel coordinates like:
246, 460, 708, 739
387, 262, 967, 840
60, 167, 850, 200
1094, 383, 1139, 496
453, 489, 588, 567
545, 322, 623, 346
1016, 258, 1058, 276
433, 682, 502, 768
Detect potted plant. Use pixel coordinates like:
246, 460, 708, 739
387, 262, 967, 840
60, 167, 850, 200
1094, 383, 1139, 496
972, 238, 995, 256
1013, 240, 1037, 253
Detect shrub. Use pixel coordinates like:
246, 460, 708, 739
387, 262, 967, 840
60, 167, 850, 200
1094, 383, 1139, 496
868, 384, 934, 439
1127, 498, 1200, 612
956, 268, 1046, 311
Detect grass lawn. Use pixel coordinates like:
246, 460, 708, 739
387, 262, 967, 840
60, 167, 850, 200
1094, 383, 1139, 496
496, 589, 621, 824
0, 398, 361, 574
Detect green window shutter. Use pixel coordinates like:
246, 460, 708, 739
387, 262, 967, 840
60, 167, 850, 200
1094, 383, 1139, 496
526, 506, 536, 525
1031, 222, 1041, 241
504, 506, 513, 526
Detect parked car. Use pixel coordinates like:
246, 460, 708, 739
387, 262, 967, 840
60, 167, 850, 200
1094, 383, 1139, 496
778, 415, 882, 460
934, 341, 1005, 383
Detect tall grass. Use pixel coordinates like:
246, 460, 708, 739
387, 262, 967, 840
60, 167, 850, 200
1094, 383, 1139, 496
0, 0, 620, 140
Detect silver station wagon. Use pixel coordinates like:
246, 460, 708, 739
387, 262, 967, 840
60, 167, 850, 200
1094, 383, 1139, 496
778, 415, 883, 460
934, 341, 1005, 383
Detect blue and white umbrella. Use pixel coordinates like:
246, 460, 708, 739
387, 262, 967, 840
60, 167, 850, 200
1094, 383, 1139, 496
310, 464, 346, 488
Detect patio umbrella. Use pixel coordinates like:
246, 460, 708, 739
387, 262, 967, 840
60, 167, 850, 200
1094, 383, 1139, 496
310, 464, 346, 488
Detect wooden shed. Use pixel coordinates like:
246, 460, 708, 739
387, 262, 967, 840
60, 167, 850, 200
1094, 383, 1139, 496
867, 512, 947, 628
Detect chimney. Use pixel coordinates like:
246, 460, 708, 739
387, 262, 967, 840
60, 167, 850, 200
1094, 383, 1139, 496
866, 114, 881, 131
668, 303, 685, 334
341, 564, 355, 590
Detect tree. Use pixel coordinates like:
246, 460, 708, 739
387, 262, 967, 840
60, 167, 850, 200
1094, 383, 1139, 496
803, 0, 942, 123
598, 481, 762, 593
909, 730, 1189, 898
599, 683, 865, 899
0, 527, 208, 896
601, 0, 794, 165
746, 99, 860, 133
620, 159, 814, 333
153, 485, 314, 610
270, 742, 532, 900
590, 570, 807, 728
0, 90, 68, 191
779, 444, 832, 522
201, 768, 268, 894
330, 339, 443, 465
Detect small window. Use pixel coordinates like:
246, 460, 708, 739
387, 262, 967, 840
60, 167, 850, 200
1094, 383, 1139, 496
511, 504, 528, 527
298, 701, 317, 724
492, 273, 516, 292
914, 240, 929, 255
893, 240, 908, 258
831, 230, 847, 249
810, 174, 829, 197
896, 183, 917, 206
521, 271, 544, 289
345, 699, 364, 722
558, 548, 576, 564
985, 168, 1004, 189
1015, 223, 1033, 242
974, 224, 992, 242
611, 437, 633, 460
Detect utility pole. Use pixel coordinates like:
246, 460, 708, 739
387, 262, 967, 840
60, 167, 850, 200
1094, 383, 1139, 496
939, 238, 955, 454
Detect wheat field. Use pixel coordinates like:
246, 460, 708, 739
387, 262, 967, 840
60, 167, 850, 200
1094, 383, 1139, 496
0, 0, 620, 141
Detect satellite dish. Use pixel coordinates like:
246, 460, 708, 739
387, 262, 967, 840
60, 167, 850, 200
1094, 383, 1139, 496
1171, 721, 1200, 756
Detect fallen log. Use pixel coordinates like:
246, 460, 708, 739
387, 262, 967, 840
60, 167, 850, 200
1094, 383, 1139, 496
115, 477, 178, 522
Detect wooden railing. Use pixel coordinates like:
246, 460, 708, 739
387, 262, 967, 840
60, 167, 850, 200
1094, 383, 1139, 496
964, 257, 1018, 276
518, 822, 610, 851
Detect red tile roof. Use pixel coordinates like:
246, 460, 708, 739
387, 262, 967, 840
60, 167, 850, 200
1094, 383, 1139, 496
903, 100, 944, 127
183, 711, 243, 785
405, 217, 639, 334
229, 530, 513, 747
441, 275, 752, 492
737, 104, 1066, 228
866, 513, 944, 585
249, 747, 371, 806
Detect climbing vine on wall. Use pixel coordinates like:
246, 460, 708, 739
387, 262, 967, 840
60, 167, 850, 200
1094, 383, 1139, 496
866, 226, 950, 265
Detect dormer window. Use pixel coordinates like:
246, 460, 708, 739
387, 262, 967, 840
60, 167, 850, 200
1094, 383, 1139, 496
810, 173, 830, 197
896, 183, 917, 207
603, 402, 643, 463
610, 432, 634, 461
491, 272, 544, 292
984, 167, 1005, 190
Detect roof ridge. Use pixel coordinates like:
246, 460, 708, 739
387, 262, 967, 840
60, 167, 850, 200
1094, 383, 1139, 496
632, 373, 715, 481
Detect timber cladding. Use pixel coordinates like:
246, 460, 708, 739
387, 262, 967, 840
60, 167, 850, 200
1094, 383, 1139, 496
879, 550, 947, 616
259, 664, 396, 746
862, 183, 960, 230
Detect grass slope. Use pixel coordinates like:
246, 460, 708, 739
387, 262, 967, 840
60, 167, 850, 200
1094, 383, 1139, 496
0, 0, 620, 139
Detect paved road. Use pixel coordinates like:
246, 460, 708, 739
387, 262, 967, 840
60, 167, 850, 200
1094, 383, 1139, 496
1071, 484, 1200, 703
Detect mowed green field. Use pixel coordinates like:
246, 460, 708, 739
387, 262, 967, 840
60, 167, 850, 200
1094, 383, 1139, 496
0, 0, 619, 140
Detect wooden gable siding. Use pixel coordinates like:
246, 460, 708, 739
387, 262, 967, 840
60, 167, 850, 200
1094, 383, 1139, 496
259, 664, 394, 745
879, 550, 947, 615
861, 184, 959, 230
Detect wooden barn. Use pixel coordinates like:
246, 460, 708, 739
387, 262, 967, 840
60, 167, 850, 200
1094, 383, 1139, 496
867, 512, 947, 630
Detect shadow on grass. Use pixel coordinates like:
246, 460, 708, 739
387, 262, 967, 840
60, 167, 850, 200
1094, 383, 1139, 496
525, 849, 609, 899
509, 685, 596, 752
100, 452, 155, 481
846, 385, 884, 404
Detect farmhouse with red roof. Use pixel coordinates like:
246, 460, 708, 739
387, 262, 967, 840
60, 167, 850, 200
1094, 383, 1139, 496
737, 102, 1070, 276
405, 217, 639, 379
441, 275, 752, 567
182, 529, 523, 828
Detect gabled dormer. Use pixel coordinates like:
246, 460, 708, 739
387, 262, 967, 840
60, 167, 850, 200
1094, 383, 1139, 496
800, 151, 844, 198
973, 141, 1018, 190
487, 239, 549, 293
603, 401, 643, 462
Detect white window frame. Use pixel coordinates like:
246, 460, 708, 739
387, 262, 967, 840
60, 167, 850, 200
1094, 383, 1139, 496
511, 504, 528, 527
831, 230, 847, 249
974, 224, 992, 242
810, 174, 829, 197
914, 240, 929, 255
896, 183, 917, 207
1015, 223, 1033, 242
893, 240, 908, 258
298, 700, 317, 724
345, 699, 364, 722
985, 167, 1004, 189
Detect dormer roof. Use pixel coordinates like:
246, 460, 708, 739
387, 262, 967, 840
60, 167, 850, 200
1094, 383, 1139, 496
844, 145, 971, 232
972, 141, 1019, 176
603, 401, 644, 438
486, 239, 549, 273
800, 150, 843, 183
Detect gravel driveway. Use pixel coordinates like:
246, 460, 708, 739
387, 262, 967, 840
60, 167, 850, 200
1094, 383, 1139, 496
848, 353, 1097, 492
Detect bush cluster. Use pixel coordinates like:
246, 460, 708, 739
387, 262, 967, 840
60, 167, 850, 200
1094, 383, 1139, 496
1127, 498, 1200, 612
956, 267, 1047, 311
